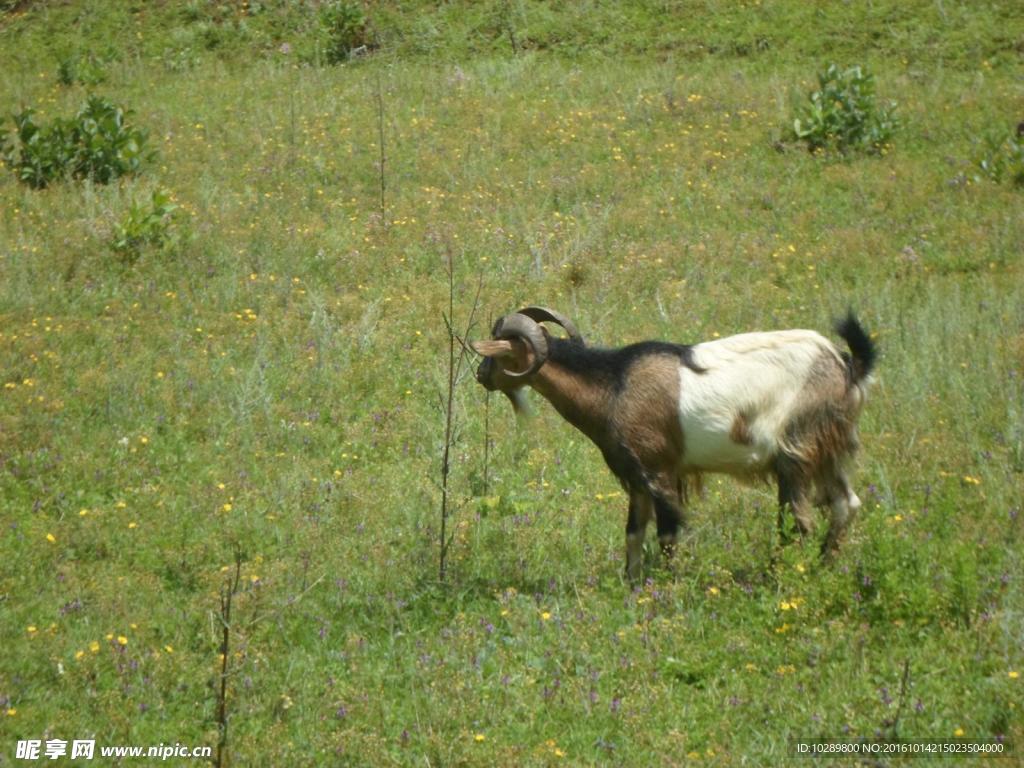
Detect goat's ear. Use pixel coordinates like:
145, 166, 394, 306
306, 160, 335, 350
471, 339, 515, 358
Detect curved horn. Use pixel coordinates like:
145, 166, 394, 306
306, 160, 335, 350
494, 312, 549, 379
515, 306, 584, 344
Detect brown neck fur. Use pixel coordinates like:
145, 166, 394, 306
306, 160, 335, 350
530, 361, 615, 449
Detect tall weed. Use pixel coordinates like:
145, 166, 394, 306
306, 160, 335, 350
320, 0, 375, 63
110, 188, 179, 264
974, 129, 1024, 187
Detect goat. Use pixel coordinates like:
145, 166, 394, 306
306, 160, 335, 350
471, 306, 877, 581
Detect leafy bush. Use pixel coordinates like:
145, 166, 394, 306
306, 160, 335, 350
320, 0, 374, 64
1, 96, 149, 188
2, 110, 72, 188
791, 64, 897, 155
974, 129, 1024, 187
56, 53, 107, 86
110, 189, 178, 264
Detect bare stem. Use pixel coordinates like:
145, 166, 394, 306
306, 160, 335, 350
504, 0, 519, 54
889, 658, 912, 740
483, 389, 491, 497
376, 73, 386, 223
215, 551, 243, 768
439, 251, 484, 582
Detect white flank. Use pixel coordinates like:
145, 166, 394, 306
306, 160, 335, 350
677, 330, 843, 474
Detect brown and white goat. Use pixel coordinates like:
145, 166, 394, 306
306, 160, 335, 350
471, 306, 877, 580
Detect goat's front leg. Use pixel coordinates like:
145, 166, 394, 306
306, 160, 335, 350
654, 495, 683, 563
625, 490, 653, 582
652, 472, 686, 565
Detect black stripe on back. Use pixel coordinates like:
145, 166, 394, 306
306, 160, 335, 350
548, 338, 705, 392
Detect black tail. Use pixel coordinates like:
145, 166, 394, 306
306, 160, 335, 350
835, 311, 877, 384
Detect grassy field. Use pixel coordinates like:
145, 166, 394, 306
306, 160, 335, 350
1, 1, 1023, 765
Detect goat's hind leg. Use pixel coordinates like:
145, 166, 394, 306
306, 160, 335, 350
821, 467, 862, 555
775, 457, 814, 544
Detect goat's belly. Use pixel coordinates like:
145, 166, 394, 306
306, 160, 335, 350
678, 413, 771, 474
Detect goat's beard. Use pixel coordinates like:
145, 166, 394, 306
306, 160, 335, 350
504, 389, 530, 417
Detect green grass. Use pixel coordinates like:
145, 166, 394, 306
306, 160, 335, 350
1, 1, 1023, 765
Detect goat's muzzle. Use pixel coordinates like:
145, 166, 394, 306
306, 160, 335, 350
475, 358, 497, 390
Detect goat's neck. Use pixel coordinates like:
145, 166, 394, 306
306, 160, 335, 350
530, 362, 613, 446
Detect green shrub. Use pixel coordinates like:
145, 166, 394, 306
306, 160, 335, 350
110, 189, 178, 264
974, 129, 1024, 187
1, 96, 149, 188
320, 0, 374, 64
2, 109, 72, 188
791, 63, 897, 155
56, 53, 107, 86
